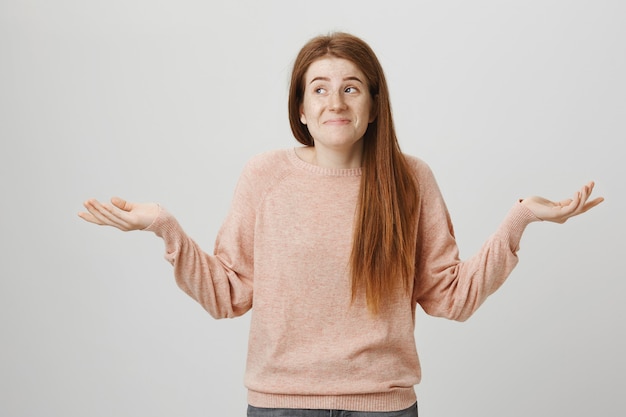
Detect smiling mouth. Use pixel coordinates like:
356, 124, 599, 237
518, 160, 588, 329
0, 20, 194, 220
324, 119, 350, 125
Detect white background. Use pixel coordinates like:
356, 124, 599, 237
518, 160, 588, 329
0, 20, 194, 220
1, 1, 624, 416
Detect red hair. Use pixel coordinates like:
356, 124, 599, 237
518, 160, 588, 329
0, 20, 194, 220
288, 32, 420, 314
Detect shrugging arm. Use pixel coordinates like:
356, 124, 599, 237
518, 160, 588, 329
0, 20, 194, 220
145, 208, 253, 319
145, 162, 262, 319
412, 161, 540, 321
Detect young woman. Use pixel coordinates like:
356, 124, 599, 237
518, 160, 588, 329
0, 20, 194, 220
78, 32, 603, 417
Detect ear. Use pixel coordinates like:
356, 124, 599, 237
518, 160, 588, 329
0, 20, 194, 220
369, 95, 378, 123
299, 104, 307, 125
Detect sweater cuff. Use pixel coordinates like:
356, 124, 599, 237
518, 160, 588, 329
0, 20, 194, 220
143, 206, 181, 239
502, 200, 542, 252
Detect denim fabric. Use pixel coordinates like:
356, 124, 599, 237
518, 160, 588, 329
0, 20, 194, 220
247, 402, 417, 417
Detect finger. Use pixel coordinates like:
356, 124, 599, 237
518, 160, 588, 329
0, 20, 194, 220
571, 190, 586, 214
82, 200, 122, 227
573, 183, 594, 213
549, 195, 580, 222
580, 196, 605, 214
98, 201, 137, 230
83, 199, 130, 230
563, 183, 601, 218
77, 210, 105, 225
81, 199, 110, 226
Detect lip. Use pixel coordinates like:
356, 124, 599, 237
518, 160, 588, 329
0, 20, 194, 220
324, 118, 351, 125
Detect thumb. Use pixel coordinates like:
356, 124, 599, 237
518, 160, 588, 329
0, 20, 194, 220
110, 196, 131, 211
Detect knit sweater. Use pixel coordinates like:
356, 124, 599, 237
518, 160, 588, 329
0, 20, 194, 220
145, 147, 540, 412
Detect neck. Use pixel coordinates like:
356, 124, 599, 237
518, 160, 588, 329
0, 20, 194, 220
303, 142, 363, 169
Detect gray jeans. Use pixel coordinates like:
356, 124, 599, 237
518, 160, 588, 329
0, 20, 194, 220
247, 402, 418, 417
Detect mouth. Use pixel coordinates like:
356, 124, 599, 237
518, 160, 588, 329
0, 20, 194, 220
324, 118, 350, 125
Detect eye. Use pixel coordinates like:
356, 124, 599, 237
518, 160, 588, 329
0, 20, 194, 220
344, 86, 358, 94
314, 87, 326, 94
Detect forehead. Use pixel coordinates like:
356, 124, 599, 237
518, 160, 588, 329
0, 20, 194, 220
304, 57, 366, 82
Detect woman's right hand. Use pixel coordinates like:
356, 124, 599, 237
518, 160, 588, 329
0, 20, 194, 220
78, 197, 160, 231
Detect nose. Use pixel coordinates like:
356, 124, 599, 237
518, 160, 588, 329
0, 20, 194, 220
329, 90, 347, 111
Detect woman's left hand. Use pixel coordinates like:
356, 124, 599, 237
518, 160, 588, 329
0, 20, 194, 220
521, 181, 604, 224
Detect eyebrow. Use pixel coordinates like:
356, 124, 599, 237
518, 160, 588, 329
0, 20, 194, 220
309, 76, 364, 85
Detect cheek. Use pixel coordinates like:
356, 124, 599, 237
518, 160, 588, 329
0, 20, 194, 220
300, 101, 318, 124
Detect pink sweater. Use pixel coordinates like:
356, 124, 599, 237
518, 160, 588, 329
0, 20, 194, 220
146, 148, 539, 412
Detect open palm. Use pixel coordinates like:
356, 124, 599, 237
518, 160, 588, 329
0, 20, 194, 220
521, 181, 604, 224
78, 197, 159, 231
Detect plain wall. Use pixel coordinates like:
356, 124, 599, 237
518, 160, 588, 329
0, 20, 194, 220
1, 1, 624, 416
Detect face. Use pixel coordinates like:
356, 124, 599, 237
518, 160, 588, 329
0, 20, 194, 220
300, 57, 376, 157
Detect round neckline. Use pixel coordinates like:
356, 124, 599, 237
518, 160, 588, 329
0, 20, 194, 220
288, 147, 362, 177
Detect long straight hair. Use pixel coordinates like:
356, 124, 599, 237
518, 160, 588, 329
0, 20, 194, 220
288, 32, 420, 314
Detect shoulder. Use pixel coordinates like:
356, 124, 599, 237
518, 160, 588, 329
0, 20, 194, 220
240, 149, 292, 179
234, 149, 295, 199
403, 154, 437, 183
402, 153, 446, 203
244, 148, 289, 170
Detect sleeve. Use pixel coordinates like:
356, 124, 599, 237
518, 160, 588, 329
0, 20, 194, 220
412, 163, 540, 322
144, 161, 260, 319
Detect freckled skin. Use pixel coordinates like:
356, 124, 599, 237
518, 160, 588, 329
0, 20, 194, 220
299, 57, 376, 169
